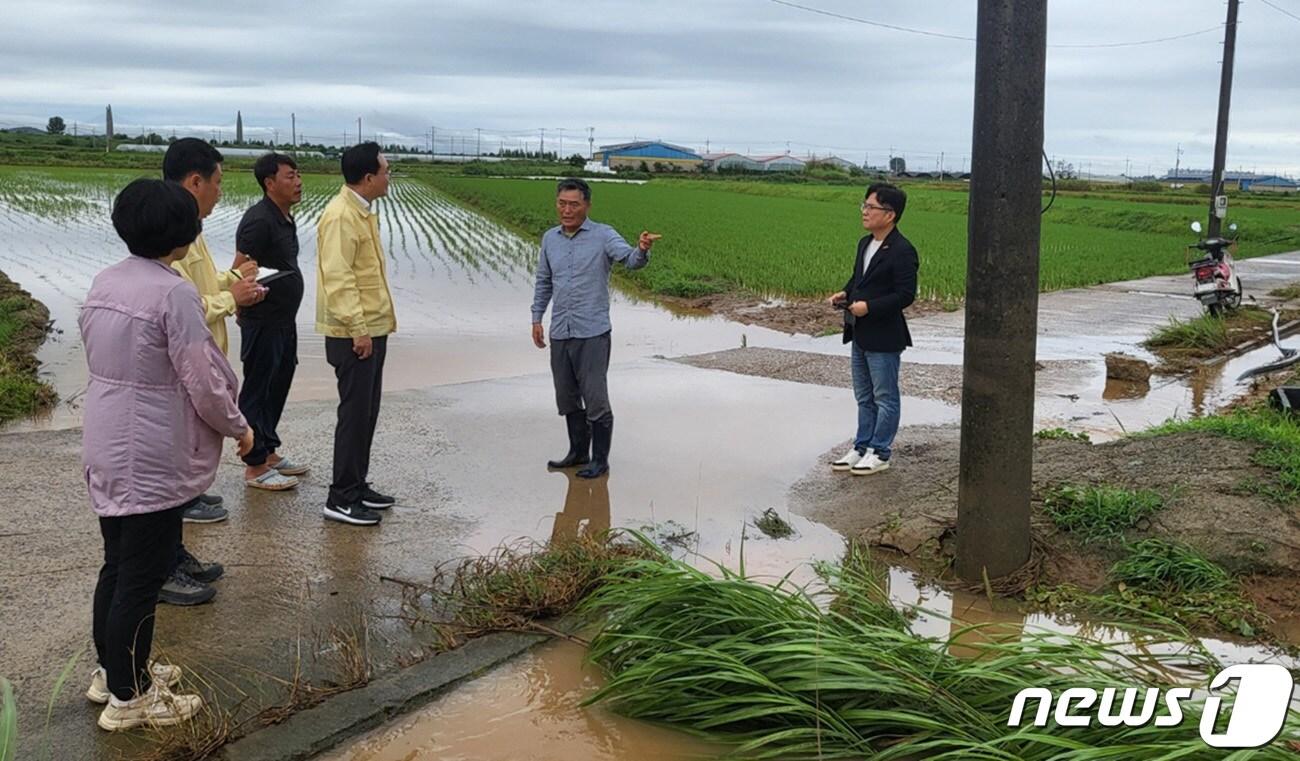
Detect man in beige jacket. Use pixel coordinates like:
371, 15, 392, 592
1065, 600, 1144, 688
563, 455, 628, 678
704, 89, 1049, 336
316, 142, 397, 527
160, 138, 265, 606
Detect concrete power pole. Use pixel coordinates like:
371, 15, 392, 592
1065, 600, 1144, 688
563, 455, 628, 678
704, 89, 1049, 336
476, 127, 482, 157
105, 105, 113, 153
1208, 0, 1240, 237
540, 128, 546, 158
955, 0, 1048, 583
291, 113, 296, 150
588, 127, 595, 159
357, 117, 362, 145
236, 111, 243, 144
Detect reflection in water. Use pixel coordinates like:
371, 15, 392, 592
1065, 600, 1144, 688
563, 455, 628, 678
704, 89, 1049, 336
549, 470, 611, 544
946, 590, 1028, 659
1102, 376, 1150, 401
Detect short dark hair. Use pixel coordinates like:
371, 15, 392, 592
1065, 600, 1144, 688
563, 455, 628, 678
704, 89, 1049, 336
556, 177, 591, 202
111, 179, 201, 259
341, 142, 382, 184
865, 182, 907, 224
254, 152, 298, 193
162, 137, 224, 182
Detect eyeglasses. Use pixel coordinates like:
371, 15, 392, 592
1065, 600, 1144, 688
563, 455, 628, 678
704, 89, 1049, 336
860, 202, 893, 213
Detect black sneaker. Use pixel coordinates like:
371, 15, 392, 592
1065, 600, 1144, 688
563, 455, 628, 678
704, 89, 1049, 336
176, 546, 224, 584
182, 500, 228, 524
324, 501, 382, 526
197, 493, 224, 507
361, 485, 396, 510
158, 570, 216, 606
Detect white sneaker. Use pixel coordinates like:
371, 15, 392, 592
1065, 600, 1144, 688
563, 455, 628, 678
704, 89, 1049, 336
831, 447, 870, 472
851, 452, 891, 476
97, 684, 202, 731
87, 662, 182, 704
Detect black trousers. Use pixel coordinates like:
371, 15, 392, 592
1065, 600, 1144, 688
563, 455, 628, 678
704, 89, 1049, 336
93, 501, 188, 701
238, 321, 298, 467
325, 335, 387, 505
550, 332, 612, 423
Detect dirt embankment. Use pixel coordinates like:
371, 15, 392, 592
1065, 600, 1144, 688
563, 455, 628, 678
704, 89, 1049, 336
675, 347, 1090, 406
0, 271, 56, 420
789, 429, 1300, 638
652, 292, 958, 337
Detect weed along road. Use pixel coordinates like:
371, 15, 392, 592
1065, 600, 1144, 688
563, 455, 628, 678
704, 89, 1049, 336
2, 170, 1299, 758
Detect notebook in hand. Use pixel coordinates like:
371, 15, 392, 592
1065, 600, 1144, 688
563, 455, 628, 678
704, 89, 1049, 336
256, 267, 293, 285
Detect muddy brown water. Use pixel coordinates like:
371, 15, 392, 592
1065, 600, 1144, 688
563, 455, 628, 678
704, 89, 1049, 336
324, 566, 1299, 761
1, 173, 1294, 758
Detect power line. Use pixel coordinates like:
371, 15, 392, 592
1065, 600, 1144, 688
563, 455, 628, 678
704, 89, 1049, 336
1258, 0, 1300, 24
766, 0, 1222, 49
767, 0, 971, 41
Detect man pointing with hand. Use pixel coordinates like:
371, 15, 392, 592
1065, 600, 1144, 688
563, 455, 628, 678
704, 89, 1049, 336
532, 177, 661, 479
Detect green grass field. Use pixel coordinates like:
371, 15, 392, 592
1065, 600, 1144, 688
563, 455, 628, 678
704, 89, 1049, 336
419, 174, 1300, 301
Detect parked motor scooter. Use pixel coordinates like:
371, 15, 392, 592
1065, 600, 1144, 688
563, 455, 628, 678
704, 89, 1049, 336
1187, 219, 1241, 316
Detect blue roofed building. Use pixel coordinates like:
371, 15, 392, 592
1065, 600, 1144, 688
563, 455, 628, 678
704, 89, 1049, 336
593, 140, 703, 171
1241, 175, 1298, 193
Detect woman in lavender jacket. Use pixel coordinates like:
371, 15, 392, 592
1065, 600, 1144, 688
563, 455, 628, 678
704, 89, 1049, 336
80, 179, 252, 731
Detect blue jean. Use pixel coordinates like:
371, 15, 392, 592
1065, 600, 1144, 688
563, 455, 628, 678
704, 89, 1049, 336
850, 345, 902, 460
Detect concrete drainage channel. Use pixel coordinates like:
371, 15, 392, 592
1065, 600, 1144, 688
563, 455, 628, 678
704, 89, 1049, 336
218, 631, 548, 761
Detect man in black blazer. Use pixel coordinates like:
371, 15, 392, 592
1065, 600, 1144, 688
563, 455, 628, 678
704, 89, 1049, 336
827, 183, 919, 475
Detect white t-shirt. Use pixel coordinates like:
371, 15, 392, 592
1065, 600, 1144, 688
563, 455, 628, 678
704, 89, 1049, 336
862, 238, 884, 275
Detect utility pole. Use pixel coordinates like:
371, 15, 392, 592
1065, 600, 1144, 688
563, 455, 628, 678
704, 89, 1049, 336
558, 127, 564, 158
357, 117, 362, 145
955, 0, 1048, 583
291, 113, 296, 149
939, 151, 945, 180
587, 126, 595, 159
476, 127, 482, 157
1208, 0, 1239, 237
432, 126, 436, 156
1174, 142, 1183, 182
105, 105, 113, 153
540, 128, 546, 157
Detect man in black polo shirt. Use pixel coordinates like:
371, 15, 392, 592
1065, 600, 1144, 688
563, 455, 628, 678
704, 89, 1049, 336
235, 153, 309, 490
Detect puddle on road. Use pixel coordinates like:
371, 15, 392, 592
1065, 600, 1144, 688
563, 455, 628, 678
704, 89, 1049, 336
320, 639, 725, 761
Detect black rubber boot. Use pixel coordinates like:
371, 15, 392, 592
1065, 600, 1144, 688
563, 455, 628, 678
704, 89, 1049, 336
577, 419, 612, 479
547, 412, 591, 469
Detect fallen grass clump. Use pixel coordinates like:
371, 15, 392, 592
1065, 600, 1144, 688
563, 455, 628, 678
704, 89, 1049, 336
1041, 484, 1164, 543
1033, 427, 1091, 443
386, 533, 653, 646
1144, 407, 1300, 503
1030, 540, 1269, 638
1143, 307, 1274, 365
753, 508, 794, 539
579, 539, 1298, 759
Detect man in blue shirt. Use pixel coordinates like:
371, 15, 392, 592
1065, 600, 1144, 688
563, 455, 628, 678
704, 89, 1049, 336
531, 178, 661, 479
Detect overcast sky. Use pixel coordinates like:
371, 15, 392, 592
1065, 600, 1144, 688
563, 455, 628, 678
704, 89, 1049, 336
1, 0, 1297, 176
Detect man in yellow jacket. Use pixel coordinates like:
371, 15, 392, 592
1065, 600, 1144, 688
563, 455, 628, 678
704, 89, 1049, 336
316, 142, 397, 527
159, 138, 267, 605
